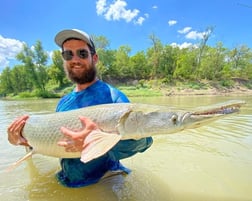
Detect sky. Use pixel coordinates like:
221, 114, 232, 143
0, 0, 251, 71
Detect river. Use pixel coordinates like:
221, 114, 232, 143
0, 95, 251, 201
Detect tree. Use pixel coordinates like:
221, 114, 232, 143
92, 35, 110, 50
158, 45, 178, 82
129, 51, 149, 80
96, 49, 116, 81
148, 33, 163, 79
195, 26, 214, 78
114, 45, 132, 80
228, 45, 252, 79
10, 65, 30, 94
199, 43, 227, 80
173, 48, 197, 80
0, 67, 13, 95
48, 50, 66, 88
16, 41, 48, 91
33, 40, 49, 91
16, 43, 36, 90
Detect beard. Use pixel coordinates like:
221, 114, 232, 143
65, 62, 97, 84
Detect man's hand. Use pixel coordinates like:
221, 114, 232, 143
7, 115, 30, 146
57, 116, 98, 152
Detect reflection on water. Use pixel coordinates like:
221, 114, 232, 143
0, 96, 252, 201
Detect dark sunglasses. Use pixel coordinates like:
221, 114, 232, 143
61, 49, 89, 61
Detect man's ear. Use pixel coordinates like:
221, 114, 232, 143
92, 54, 98, 64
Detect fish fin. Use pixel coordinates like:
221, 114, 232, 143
81, 130, 121, 163
6, 149, 34, 172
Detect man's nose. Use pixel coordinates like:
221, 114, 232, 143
71, 54, 81, 61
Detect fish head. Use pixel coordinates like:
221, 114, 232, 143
118, 109, 189, 136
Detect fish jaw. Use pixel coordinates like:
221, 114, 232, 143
180, 100, 245, 129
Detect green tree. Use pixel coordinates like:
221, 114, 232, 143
16, 43, 36, 90
199, 43, 227, 80
114, 45, 132, 80
158, 45, 178, 82
92, 35, 110, 50
228, 45, 252, 79
195, 26, 214, 78
0, 67, 13, 95
97, 49, 117, 81
173, 48, 197, 80
10, 65, 30, 94
147, 33, 163, 79
129, 51, 149, 80
16, 41, 48, 91
33, 40, 49, 91
48, 50, 66, 87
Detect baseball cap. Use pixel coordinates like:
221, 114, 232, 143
54, 29, 96, 51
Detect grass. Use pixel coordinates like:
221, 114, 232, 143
118, 86, 162, 97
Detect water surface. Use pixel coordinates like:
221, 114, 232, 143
0, 96, 251, 201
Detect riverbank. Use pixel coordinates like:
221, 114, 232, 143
2, 80, 252, 99
119, 81, 252, 97
159, 85, 252, 96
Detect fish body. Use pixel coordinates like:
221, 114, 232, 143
9, 100, 245, 169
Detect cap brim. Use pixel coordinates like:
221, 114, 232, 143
55, 29, 91, 47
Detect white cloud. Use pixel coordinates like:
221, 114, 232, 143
96, 0, 147, 25
168, 20, 177, 26
152, 5, 158, 9
170, 42, 198, 49
178, 27, 192, 34
0, 35, 23, 69
185, 30, 206, 40
178, 26, 210, 41
96, 0, 107, 15
134, 16, 145, 25
144, 13, 149, 18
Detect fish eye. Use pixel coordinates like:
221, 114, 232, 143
171, 114, 178, 125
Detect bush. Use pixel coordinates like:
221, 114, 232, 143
35, 90, 60, 98
220, 80, 234, 88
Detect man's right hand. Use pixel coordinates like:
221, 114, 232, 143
7, 115, 30, 146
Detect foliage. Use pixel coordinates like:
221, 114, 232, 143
0, 32, 252, 98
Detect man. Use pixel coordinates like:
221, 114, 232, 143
7, 29, 153, 188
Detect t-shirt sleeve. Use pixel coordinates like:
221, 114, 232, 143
109, 86, 130, 103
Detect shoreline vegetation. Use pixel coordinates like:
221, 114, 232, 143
1, 34, 252, 100
2, 79, 252, 100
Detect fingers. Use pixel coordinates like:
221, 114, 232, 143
60, 127, 80, 139
79, 116, 97, 130
60, 116, 98, 139
57, 139, 74, 146
7, 115, 29, 146
57, 138, 82, 152
58, 116, 98, 152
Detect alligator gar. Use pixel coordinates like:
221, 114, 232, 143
8, 100, 244, 170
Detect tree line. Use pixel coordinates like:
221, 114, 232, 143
0, 31, 252, 97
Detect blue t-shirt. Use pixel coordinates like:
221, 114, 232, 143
55, 80, 153, 187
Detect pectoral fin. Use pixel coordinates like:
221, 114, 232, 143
7, 149, 34, 172
81, 130, 121, 163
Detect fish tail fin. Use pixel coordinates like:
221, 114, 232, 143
81, 130, 121, 163
6, 150, 34, 172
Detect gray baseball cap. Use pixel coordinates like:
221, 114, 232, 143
55, 29, 95, 51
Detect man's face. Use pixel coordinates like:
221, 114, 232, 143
62, 39, 98, 84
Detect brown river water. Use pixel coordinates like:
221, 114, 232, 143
0, 95, 251, 201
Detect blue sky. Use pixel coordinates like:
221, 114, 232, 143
0, 0, 251, 71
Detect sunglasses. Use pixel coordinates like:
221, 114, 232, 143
61, 49, 90, 61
